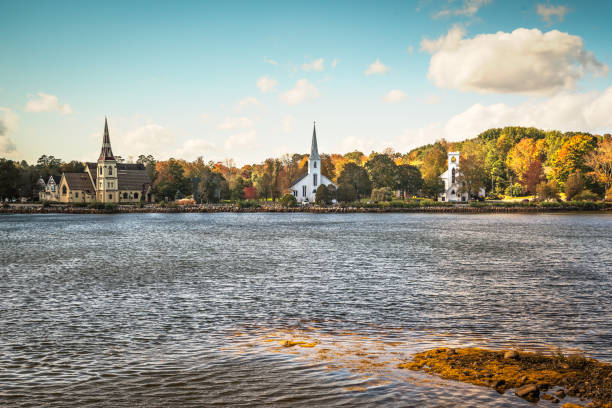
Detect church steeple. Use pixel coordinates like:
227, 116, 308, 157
98, 117, 115, 161
310, 121, 320, 160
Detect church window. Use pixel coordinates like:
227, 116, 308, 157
462, 196, 466, 202
123, 192, 128, 199
75, 192, 79, 198
62, 186, 67, 195
99, 167, 102, 175
451, 168, 456, 184
451, 190, 455, 195
134, 193, 139, 199
441, 196, 445, 201
293, 190, 297, 197
302, 185, 307, 197
314, 162, 317, 168
313, 174, 318, 186
109, 167, 112, 175
108, 194, 113, 200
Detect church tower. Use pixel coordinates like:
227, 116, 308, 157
448, 151, 460, 185
96, 117, 118, 203
308, 122, 321, 191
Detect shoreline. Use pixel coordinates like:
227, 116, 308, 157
1, 203, 611, 215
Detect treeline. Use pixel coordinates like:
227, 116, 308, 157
1, 127, 610, 202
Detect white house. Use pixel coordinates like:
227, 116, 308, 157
290, 123, 336, 203
439, 152, 485, 202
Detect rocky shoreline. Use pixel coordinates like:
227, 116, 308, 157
1, 203, 611, 215
398, 347, 612, 407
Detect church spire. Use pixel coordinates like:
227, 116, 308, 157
98, 116, 115, 161
310, 121, 320, 160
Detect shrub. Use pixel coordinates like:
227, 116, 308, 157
371, 187, 393, 202
505, 183, 525, 197
536, 180, 560, 202
315, 185, 330, 205
564, 170, 585, 200
41, 201, 50, 208
104, 203, 116, 210
89, 201, 105, 210
73, 202, 88, 207
572, 189, 599, 201
337, 184, 357, 203
279, 193, 297, 207
238, 199, 260, 209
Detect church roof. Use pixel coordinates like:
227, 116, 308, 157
63, 172, 95, 193
310, 122, 320, 160
98, 117, 116, 161
117, 168, 151, 191
289, 172, 308, 187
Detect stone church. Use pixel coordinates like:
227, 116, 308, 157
438, 152, 485, 202
40, 118, 154, 204
290, 123, 336, 202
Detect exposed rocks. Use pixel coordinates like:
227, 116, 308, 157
516, 383, 539, 402
504, 350, 519, 360
556, 389, 566, 399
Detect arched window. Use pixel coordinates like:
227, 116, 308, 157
62, 186, 67, 195
134, 192, 139, 199
109, 167, 112, 175
123, 192, 128, 199
108, 194, 113, 200
99, 167, 102, 175
451, 190, 455, 195
313, 174, 318, 186
451, 168, 456, 184
314, 162, 317, 168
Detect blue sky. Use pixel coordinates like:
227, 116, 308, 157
1, 0, 612, 165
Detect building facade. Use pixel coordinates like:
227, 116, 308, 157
46, 118, 153, 204
290, 123, 336, 203
438, 151, 485, 202
38, 175, 61, 202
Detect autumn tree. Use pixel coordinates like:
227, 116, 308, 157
564, 170, 585, 201
536, 180, 560, 202
521, 160, 546, 195
456, 145, 487, 198
585, 137, 612, 193
550, 134, 598, 186
506, 138, 541, 183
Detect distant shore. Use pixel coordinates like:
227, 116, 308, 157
1, 202, 611, 215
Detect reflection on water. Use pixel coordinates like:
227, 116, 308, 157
0, 213, 611, 407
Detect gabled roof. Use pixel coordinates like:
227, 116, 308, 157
48, 175, 61, 185
290, 172, 308, 188
63, 173, 95, 193
117, 168, 151, 191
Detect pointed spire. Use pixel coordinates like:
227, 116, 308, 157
310, 121, 320, 160
98, 116, 115, 161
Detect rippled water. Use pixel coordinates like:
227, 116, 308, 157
1, 213, 611, 407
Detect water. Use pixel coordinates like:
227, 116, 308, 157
1, 213, 611, 407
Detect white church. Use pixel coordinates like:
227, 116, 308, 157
438, 152, 485, 202
291, 123, 336, 202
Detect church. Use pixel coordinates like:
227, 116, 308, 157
40, 118, 154, 204
290, 123, 336, 203
438, 152, 485, 202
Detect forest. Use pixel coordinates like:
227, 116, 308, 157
1, 126, 611, 203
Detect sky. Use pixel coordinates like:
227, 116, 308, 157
1, 0, 612, 165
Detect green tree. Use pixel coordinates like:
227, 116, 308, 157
364, 153, 397, 189
280, 193, 297, 207
371, 187, 393, 202
315, 184, 329, 204
456, 149, 487, 198
564, 170, 585, 201
336, 183, 357, 203
60, 160, 85, 173
0, 158, 20, 199
421, 177, 445, 198
396, 164, 422, 198
550, 134, 598, 186
337, 162, 371, 198
326, 184, 337, 202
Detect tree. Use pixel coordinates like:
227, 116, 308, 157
153, 158, 191, 200
506, 138, 541, 183
420, 144, 447, 181
585, 137, 612, 192
371, 187, 393, 202
456, 150, 487, 198
396, 164, 422, 198
198, 169, 228, 203
326, 184, 337, 202
550, 134, 598, 186
564, 170, 585, 201
60, 161, 85, 173
315, 184, 329, 204
36, 155, 62, 179
336, 184, 357, 203
0, 158, 20, 199
344, 150, 365, 165
536, 180, 560, 202
364, 153, 397, 189
337, 162, 371, 198
421, 177, 445, 198
521, 160, 546, 195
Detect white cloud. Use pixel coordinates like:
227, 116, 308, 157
302, 58, 324, 72
364, 59, 389, 75
537, 3, 569, 23
217, 117, 255, 131
383, 89, 408, 103
25, 92, 72, 114
0, 108, 18, 154
264, 57, 279, 65
236, 96, 261, 111
280, 79, 320, 105
199, 113, 210, 123
256, 76, 278, 93
224, 130, 256, 150
174, 139, 216, 160
421, 27, 608, 95
433, 0, 491, 19
331, 58, 339, 68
